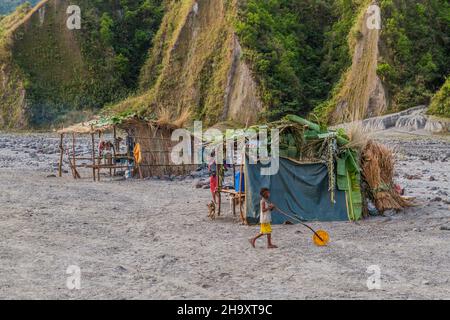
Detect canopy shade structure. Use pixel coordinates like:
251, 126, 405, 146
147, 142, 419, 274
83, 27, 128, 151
56, 113, 196, 180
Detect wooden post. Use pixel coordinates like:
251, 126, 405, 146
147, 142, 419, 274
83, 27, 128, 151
91, 131, 96, 182
58, 134, 64, 177
233, 164, 236, 190
113, 126, 118, 149
238, 162, 244, 223
138, 163, 143, 179
109, 155, 113, 177
113, 126, 117, 177
72, 133, 77, 179
67, 134, 78, 179
97, 131, 101, 181
231, 193, 236, 217
216, 162, 225, 216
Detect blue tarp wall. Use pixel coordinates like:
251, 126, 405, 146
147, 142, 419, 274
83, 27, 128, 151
245, 157, 349, 223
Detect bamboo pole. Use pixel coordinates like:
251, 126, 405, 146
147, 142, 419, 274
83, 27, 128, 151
58, 134, 64, 177
217, 164, 222, 217
68, 158, 76, 178
138, 163, 143, 179
113, 126, 117, 177
233, 164, 236, 190
91, 131, 96, 182
239, 150, 245, 223
68, 156, 81, 178
66, 137, 75, 178
108, 126, 117, 177
108, 153, 113, 177
71, 133, 79, 179
68, 156, 134, 161
113, 126, 118, 149
85, 165, 131, 169
97, 131, 101, 181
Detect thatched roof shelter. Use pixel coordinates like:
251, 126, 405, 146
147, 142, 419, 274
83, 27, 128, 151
57, 116, 120, 134
116, 116, 196, 178
57, 113, 197, 180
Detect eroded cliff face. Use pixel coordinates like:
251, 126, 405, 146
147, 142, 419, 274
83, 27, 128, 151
330, 0, 387, 123
0, 0, 40, 15
0, 0, 154, 129
3, 0, 446, 129
0, 0, 115, 128
0, 3, 39, 128
223, 37, 262, 125
117, 0, 263, 126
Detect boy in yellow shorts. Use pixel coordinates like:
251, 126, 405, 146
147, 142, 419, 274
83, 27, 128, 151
249, 188, 278, 249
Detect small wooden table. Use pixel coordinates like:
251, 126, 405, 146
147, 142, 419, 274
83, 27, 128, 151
219, 189, 246, 222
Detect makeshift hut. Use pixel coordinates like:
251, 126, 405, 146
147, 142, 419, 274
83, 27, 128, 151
209, 115, 412, 224
57, 118, 128, 181
57, 114, 196, 180
118, 117, 197, 177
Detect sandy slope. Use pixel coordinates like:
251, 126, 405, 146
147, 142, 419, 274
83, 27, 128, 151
0, 131, 449, 299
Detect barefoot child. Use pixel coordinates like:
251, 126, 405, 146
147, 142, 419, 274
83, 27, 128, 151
208, 150, 219, 205
249, 188, 278, 249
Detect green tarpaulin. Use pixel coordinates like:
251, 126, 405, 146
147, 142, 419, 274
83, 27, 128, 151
245, 157, 349, 224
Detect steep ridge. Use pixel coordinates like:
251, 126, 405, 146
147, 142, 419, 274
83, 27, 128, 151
0, 0, 40, 15
317, 0, 450, 124
1, 0, 449, 129
0, 0, 163, 129
330, 0, 386, 123
0, 2, 43, 128
1, 0, 121, 128
113, 0, 262, 127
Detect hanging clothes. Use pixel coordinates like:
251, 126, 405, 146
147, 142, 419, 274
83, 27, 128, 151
133, 143, 142, 164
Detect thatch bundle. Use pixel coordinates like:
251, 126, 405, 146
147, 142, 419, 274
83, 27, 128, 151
361, 140, 413, 212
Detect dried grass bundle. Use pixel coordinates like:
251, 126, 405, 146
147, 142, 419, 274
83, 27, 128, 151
155, 107, 191, 128
361, 140, 413, 211
172, 108, 192, 128
344, 122, 371, 151
156, 108, 172, 126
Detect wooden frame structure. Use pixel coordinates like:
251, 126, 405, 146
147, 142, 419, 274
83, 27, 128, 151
57, 118, 197, 181
216, 163, 246, 224
57, 123, 133, 181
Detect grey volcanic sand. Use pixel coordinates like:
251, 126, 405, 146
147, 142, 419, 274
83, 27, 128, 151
0, 130, 449, 299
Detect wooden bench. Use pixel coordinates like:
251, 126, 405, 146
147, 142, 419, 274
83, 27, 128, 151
217, 189, 246, 222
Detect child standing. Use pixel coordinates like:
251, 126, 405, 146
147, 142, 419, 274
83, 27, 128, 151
249, 188, 278, 249
208, 150, 219, 205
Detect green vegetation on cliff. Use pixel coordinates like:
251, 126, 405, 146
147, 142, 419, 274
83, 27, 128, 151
109, 0, 450, 126
377, 0, 450, 112
0, 0, 39, 15
98, 0, 164, 88
2, 0, 450, 129
0, 0, 163, 128
0, 3, 32, 128
429, 77, 450, 118
312, 0, 450, 123
111, 0, 244, 126
235, 0, 371, 120
236, 0, 330, 120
